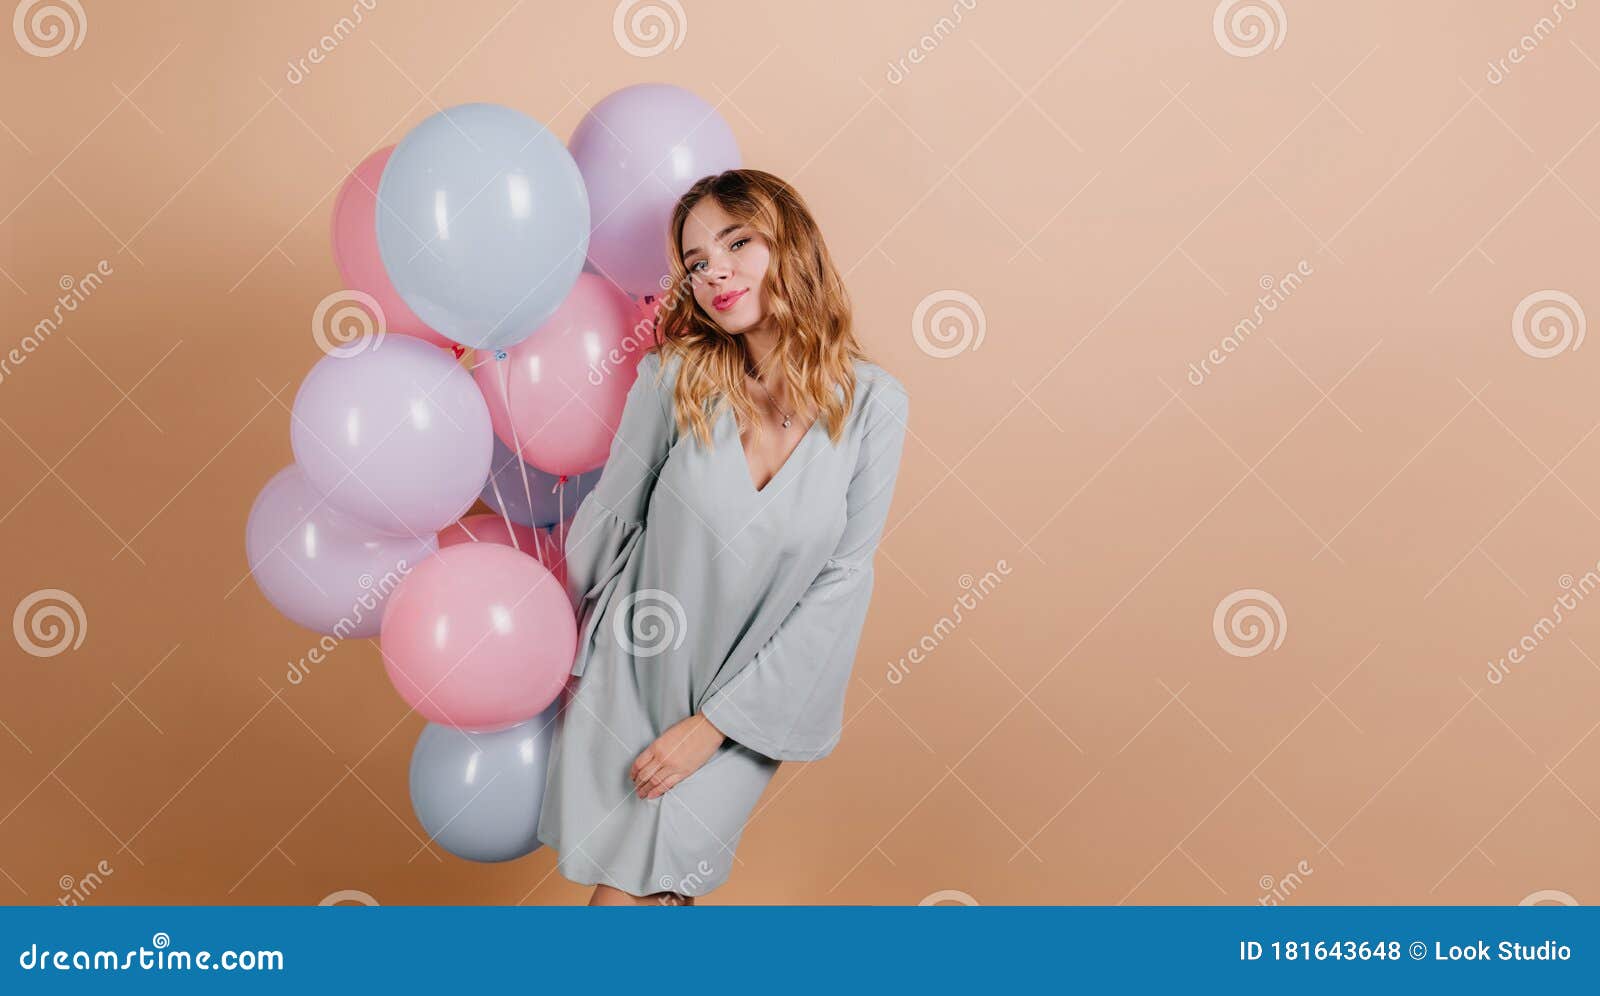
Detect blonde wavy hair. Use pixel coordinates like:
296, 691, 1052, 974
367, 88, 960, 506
646, 169, 869, 450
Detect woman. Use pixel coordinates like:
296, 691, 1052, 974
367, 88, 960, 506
535, 169, 911, 905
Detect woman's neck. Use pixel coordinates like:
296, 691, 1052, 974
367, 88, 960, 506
742, 327, 780, 373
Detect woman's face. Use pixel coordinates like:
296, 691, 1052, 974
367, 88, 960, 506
680, 197, 770, 335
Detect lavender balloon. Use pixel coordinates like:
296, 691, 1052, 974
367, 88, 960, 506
570, 84, 741, 296
480, 436, 600, 529
290, 336, 492, 536
245, 464, 437, 638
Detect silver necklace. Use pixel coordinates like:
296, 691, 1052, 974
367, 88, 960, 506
747, 364, 793, 428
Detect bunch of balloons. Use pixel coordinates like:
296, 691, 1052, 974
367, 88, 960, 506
245, 84, 741, 862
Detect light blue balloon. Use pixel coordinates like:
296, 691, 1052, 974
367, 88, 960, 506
376, 103, 590, 350
408, 703, 560, 864
481, 436, 599, 528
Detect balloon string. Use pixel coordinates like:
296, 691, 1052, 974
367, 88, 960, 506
483, 466, 520, 553
486, 356, 522, 555
504, 351, 539, 560
557, 474, 567, 546
532, 522, 546, 563
456, 518, 480, 543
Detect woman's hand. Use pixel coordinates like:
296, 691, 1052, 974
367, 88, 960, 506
630, 713, 727, 799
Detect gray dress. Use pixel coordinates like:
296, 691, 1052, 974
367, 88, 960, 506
535, 348, 910, 897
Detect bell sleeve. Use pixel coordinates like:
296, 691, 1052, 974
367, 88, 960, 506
563, 350, 673, 676
699, 382, 910, 761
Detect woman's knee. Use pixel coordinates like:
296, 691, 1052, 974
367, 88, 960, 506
588, 883, 694, 905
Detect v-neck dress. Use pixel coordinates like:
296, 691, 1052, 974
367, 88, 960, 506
534, 348, 910, 897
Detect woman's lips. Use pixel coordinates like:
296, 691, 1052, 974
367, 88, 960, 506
713, 288, 748, 311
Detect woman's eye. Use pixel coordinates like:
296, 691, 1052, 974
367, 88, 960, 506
690, 260, 706, 273
731, 237, 748, 250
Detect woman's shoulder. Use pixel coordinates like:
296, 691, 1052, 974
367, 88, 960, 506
633, 348, 686, 439
632, 346, 680, 392
849, 357, 909, 416
635, 346, 666, 375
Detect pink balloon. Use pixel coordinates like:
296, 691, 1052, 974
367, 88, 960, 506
472, 272, 649, 476
633, 293, 662, 332
332, 146, 455, 349
437, 513, 567, 592
437, 513, 538, 551
380, 543, 575, 731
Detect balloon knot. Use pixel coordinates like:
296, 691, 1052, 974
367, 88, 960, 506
494, 349, 508, 361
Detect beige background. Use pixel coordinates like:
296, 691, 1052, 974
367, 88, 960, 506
3, 0, 1599, 905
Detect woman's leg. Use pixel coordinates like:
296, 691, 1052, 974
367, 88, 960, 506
588, 884, 636, 905
588, 884, 695, 905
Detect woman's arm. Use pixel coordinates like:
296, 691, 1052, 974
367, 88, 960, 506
563, 350, 673, 605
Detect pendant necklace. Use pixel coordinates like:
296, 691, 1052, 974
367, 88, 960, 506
748, 362, 793, 428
